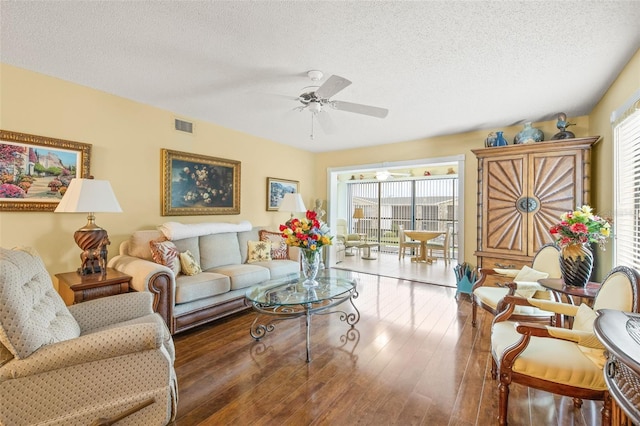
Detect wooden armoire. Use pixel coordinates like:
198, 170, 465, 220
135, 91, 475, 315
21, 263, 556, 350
472, 137, 600, 279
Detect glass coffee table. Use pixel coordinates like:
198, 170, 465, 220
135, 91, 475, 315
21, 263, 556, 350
245, 271, 360, 362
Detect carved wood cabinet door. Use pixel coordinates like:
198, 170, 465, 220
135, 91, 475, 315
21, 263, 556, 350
474, 137, 598, 265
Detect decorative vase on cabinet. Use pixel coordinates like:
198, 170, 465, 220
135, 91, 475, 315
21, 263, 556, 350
514, 122, 544, 144
494, 131, 508, 146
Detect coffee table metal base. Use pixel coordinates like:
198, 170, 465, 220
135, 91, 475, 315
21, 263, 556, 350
249, 289, 360, 362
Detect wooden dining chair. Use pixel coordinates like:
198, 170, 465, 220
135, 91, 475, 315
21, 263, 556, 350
425, 224, 451, 264
398, 225, 421, 260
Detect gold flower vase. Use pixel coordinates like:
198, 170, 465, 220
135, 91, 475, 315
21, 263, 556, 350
559, 244, 593, 287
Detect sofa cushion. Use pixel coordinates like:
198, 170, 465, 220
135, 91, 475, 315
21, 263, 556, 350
149, 239, 181, 276
0, 247, 81, 359
179, 250, 202, 276
259, 230, 289, 260
200, 233, 242, 270
252, 259, 299, 279
127, 230, 163, 261
209, 264, 270, 290
247, 240, 271, 263
175, 273, 231, 304
173, 237, 200, 263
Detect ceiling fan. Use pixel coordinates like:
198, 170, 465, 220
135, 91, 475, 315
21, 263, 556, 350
295, 70, 389, 139
375, 170, 410, 180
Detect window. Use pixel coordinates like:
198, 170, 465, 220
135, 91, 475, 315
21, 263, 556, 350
614, 91, 640, 269
347, 176, 458, 258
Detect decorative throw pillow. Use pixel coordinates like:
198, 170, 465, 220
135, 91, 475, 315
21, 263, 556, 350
247, 240, 272, 263
149, 239, 181, 276
259, 230, 289, 260
573, 303, 598, 333
512, 266, 550, 298
514, 265, 549, 283
179, 250, 202, 276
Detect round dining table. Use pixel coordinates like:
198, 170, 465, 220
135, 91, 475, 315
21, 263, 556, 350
402, 230, 444, 263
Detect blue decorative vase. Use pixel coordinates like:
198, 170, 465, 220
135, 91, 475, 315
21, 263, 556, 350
514, 122, 544, 144
494, 131, 508, 147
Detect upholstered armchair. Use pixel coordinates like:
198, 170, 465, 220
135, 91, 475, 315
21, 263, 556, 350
490, 265, 640, 425
472, 243, 561, 327
0, 247, 178, 425
336, 219, 363, 255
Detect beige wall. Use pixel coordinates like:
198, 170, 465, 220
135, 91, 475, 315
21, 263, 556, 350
589, 48, 640, 276
0, 64, 315, 277
2, 48, 639, 281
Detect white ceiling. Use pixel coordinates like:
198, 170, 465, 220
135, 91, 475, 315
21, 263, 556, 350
2, 1, 639, 153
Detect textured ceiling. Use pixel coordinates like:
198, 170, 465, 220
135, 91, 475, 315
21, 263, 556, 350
1, 1, 639, 153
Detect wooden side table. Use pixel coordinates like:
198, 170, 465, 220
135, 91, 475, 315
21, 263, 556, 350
537, 278, 601, 305
56, 268, 132, 305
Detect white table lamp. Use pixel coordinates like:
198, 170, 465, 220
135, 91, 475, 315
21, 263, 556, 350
279, 193, 306, 218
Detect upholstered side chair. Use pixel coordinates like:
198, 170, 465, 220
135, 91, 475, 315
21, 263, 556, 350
336, 218, 364, 256
472, 243, 561, 327
490, 265, 640, 426
0, 247, 178, 425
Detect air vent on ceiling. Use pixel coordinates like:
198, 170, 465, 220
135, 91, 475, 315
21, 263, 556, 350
174, 118, 193, 134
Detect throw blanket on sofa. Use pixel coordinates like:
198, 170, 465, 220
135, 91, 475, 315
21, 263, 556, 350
158, 221, 252, 240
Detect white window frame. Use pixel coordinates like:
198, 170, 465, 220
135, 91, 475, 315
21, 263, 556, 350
613, 90, 640, 269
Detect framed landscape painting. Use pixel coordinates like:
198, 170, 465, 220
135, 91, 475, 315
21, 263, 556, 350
0, 130, 92, 212
266, 177, 299, 211
161, 149, 241, 216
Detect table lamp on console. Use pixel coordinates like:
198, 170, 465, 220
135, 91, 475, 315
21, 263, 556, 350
55, 178, 122, 275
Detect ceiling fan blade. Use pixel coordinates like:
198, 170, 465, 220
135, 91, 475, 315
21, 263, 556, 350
315, 75, 352, 99
316, 110, 336, 135
332, 100, 389, 118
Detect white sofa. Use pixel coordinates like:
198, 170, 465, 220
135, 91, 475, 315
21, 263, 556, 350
108, 224, 299, 334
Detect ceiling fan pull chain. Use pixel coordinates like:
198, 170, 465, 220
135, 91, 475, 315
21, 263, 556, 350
310, 113, 315, 140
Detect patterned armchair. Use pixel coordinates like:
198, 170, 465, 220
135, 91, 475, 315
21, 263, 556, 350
0, 247, 177, 425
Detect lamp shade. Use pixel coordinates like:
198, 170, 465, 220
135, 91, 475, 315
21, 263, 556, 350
279, 193, 306, 213
55, 178, 122, 213
353, 207, 365, 219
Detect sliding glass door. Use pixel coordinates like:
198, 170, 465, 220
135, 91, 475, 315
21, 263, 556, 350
347, 177, 458, 258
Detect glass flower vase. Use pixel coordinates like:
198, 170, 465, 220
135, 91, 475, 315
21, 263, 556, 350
301, 248, 322, 287
559, 244, 593, 287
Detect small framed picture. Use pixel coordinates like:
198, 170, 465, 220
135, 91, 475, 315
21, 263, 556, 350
161, 149, 241, 216
266, 177, 299, 211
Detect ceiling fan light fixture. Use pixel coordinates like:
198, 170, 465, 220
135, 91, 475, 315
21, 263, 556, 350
376, 170, 391, 180
308, 101, 322, 113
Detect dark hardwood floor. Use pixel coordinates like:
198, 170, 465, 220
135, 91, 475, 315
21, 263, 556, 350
170, 270, 602, 425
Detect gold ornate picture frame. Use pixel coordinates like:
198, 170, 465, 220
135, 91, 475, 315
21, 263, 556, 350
0, 130, 92, 212
161, 149, 241, 216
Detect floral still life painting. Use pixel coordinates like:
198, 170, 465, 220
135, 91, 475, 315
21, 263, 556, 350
161, 149, 240, 216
